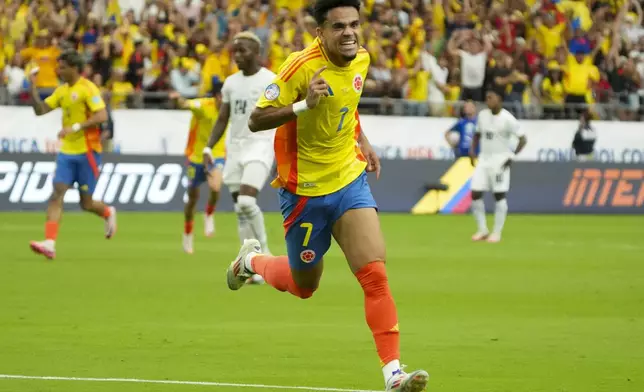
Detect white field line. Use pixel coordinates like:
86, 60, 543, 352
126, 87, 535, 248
0, 374, 381, 392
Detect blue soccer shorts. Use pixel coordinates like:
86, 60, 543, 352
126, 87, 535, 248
53, 151, 101, 195
187, 158, 225, 189
279, 171, 378, 270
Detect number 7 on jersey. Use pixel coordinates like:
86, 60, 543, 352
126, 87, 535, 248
337, 107, 349, 132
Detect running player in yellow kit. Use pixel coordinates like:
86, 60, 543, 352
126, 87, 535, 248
29, 51, 117, 260
225, 0, 429, 390
169, 84, 227, 254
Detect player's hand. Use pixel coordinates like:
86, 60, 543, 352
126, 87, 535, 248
305, 66, 329, 109
502, 158, 513, 169
469, 154, 477, 167
202, 147, 214, 170
58, 127, 74, 139
168, 91, 180, 100
361, 142, 381, 180
29, 67, 40, 85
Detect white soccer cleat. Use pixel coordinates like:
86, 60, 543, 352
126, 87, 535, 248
227, 239, 261, 291
386, 369, 429, 392
183, 233, 194, 254
471, 231, 489, 242
487, 233, 502, 243
30, 240, 56, 260
105, 206, 117, 239
204, 214, 215, 237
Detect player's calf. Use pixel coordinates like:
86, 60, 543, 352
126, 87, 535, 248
470, 191, 489, 240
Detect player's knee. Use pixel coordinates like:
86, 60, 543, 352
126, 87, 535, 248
494, 193, 506, 202
294, 286, 316, 299
237, 194, 258, 214
471, 191, 483, 200
355, 261, 389, 296
79, 198, 93, 211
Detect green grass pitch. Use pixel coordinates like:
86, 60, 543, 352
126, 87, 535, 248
1, 212, 643, 392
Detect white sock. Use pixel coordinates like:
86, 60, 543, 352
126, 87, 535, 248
234, 204, 254, 244
471, 199, 488, 233
44, 239, 55, 248
383, 360, 402, 383
244, 251, 258, 273
493, 198, 508, 235
242, 203, 269, 252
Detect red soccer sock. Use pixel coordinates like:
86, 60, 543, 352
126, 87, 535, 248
103, 206, 112, 218
356, 261, 400, 366
184, 220, 194, 234
251, 255, 315, 299
45, 221, 59, 241
205, 203, 215, 216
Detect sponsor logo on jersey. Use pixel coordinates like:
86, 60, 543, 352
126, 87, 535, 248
352, 74, 363, 93
264, 83, 280, 101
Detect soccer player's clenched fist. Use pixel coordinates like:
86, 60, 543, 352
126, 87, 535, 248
306, 66, 329, 109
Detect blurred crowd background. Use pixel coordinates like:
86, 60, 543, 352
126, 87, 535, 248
1, 0, 644, 120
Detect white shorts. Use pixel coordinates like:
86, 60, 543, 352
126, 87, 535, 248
223, 141, 275, 193
471, 163, 511, 193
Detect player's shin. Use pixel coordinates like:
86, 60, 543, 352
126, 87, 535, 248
237, 195, 270, 253
234, 203, 253, 244
471, 198, 488, 234
493, 198, 508, 235
355, 261, 401, 383
250, 254, 315, 299
206, 190, 219, 216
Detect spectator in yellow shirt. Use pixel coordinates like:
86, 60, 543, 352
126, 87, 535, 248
541, 62, 565, 118
20, 30, 60, 89
534, 13, 566, 59
563, 52, 599, 118
109, 68, 134, 109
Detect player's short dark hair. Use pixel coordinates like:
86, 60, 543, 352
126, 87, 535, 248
488, 87, 505, 101
313, 0, 360, 26
58, 50, 84, 71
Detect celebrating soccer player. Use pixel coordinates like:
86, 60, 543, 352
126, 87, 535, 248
223, 1, 429, 390
204, 32, 277, 284
29, 51, 117, 260
469, 89, 528, 243
169, 84, 227, 254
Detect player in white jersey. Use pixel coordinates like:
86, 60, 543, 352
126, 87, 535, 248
204, 32, 275, 284
469, 90, 527, 243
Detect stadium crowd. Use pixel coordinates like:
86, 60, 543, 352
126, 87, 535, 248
1, 0, 644, 119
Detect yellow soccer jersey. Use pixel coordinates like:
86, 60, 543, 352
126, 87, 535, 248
256, 38, 369, 197
44, 78, 106, 155
184, 98, 226, 164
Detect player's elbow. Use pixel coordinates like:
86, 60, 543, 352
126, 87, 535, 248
95, 109, 108, 124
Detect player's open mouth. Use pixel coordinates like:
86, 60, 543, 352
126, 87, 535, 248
340, 40, 356, 48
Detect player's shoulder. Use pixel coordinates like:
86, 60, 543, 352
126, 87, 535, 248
351, 47, 370, 71
477, 108, 492, 119
500, 108, 517, 120
224, 72, 243, 86
277, 43, 325, 82
79, 77, 100, 91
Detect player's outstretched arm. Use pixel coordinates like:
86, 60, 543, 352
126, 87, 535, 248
249, 66, 329, 132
